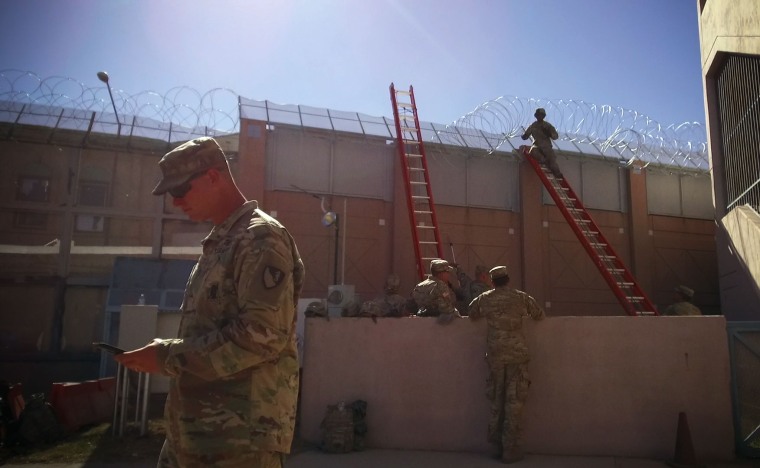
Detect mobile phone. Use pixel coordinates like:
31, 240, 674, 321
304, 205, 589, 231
92, 342, 124, 355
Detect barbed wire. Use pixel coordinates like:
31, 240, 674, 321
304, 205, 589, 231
1, 70, 708, 170
0, 69, 240, 134
440, 96, 708, 170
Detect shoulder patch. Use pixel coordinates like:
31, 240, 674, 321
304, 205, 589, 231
263, 265, 285, 289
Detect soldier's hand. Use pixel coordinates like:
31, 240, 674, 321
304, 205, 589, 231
114, 340, 163, 374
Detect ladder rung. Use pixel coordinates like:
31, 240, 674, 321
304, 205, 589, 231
583, 231, 599, 236
417, 225, 435, 230
396, 90, 412, 96
409, 167, 425, 171
419, 241, 438, 245
590, 242, 607, 247
406, 153, 422, 158
401, 126, 418, 132
600, 255, 617, 260
410, 181, 427, 185
638, 311, 657, 316
414, 210, 432, 214
617, 282, 634, 287
627, 296, 645, 301
411, 195, 430, 200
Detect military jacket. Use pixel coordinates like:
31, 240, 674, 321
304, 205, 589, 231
468, 286, 545, 364
523, 120, 558, 148
156, 200, 305, 459
412, 277, 459, 317
663, 301, 702, 316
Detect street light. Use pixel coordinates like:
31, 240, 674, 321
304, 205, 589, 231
96, 71, 121, 137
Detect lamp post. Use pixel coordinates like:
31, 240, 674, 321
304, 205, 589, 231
321, 211, 339, 284
96, 71, 121, 137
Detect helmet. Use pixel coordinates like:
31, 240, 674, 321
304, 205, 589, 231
534, 108, 546, 117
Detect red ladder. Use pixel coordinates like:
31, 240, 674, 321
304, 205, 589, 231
519, 145, 658, 316
390, 83, 444, 280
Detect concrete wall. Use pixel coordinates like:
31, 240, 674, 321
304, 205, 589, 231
697, 0, 760, 320
300, 316, 734, 460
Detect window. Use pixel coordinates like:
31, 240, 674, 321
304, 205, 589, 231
76, 181, 109, 232
16, 176, 50, 202
14, 176, 50, 228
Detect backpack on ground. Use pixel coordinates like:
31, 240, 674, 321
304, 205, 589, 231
16, 393, 63, 445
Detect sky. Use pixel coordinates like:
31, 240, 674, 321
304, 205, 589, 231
0, 0, 705, 129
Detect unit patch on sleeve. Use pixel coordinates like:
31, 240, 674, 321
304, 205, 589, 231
263, 266, 285, 289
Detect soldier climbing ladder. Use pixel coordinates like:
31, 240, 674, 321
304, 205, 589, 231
519, 145, 659, 316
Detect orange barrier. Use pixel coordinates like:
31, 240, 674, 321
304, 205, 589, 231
49, 378, 116, 432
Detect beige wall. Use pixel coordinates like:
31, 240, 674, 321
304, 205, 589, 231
699, 0, 760, 77
697, 0, 760, 320
301, 316, 734, 460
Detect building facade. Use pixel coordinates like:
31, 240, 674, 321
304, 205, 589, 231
1, 92, 717, 390
697, 0, 760, 320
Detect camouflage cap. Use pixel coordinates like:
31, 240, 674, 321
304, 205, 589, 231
430, 259, 453, 274
489, 265, 509, 280
674, 285, 694, 298
152, 137, 230, 195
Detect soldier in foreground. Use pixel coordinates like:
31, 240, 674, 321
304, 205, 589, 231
663, 285, 702, 316
116, 137, 304, 467
521, 107, 562, 177
412, 259, 462, 324
468, 266, 545, 464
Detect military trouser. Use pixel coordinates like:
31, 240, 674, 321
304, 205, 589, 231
157, 438, 286, 468
530, 144, 562, 177
485, 363, 530, 453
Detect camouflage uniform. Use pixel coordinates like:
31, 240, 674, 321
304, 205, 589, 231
522, 108, 561, 177
154, 201, 304, 467
358, 274, 408, 318
468, 266, 544, 458
359, 293, 408, 318
663, 301, 702, 316
663, 285, 702, 316
412, 277, 460, 319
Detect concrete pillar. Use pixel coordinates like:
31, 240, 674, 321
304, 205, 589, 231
626, 161, 654, 297
520, 160, 547, 308
238, 119, 268, 204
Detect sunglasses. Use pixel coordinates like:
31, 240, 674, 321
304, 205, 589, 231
168, 171, 207, 198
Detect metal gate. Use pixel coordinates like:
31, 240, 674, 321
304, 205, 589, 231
727, 322, 760, 457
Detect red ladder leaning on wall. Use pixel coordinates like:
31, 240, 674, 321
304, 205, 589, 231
519, 145, 659, 316
389, 83, 444, 281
